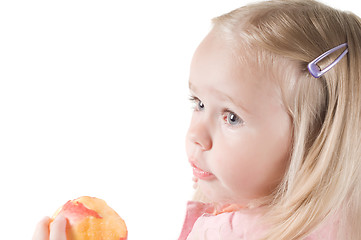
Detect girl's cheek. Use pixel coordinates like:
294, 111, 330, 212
214, 140, 256, 176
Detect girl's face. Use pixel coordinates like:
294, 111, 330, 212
185, 30, 293, 206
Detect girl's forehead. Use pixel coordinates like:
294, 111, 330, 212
190, 30, 274, 88
189, 29, 288, 117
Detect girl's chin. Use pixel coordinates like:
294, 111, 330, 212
196, 183, 229, 203
197, 183, 250, 206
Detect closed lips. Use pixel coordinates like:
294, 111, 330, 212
190, 161, 215, 180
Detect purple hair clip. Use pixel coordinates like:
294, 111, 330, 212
307, 43, 348, 78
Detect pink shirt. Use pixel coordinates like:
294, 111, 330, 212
179, 201, 338, 240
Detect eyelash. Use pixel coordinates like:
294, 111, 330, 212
189, 95, 204, 111
188, 95, 244, 127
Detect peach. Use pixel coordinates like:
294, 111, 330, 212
52, 196, 127, 240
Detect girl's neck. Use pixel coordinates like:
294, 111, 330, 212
203, 201, 269, 216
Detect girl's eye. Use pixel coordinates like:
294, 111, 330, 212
197, 100, 205, 110
225, 111, 244, 126
189, 96, 205, 111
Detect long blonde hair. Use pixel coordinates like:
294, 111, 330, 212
194, 0, 361, 239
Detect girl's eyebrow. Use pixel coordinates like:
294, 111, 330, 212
188, 82, 196, 92
223, 92, 252, 115
189, 81, 252, 115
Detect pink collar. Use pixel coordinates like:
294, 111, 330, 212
179, 201, 339, 240
178, 201, 250, 240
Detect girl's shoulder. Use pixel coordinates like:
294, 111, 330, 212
179, 201, 339, 240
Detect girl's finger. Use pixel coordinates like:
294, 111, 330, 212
49, 215, 67, 240
32, 217, 50, 240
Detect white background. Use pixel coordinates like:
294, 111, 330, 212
0, 1, 360, 239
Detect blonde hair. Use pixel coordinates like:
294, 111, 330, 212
194, 0, 361, 239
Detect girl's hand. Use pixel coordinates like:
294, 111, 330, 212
32, 215, 67, 240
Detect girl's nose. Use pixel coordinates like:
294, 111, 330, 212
187, 118, 212, 151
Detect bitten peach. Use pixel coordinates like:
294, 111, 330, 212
52, 196, 127, 240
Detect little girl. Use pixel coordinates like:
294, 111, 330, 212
33, 0, 361, 239
179, 0, 361, 239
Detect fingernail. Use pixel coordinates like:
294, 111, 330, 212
41, 216, 51, 222
53, 214, 66, 223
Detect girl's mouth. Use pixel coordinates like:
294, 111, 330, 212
190, 161, 215, 180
